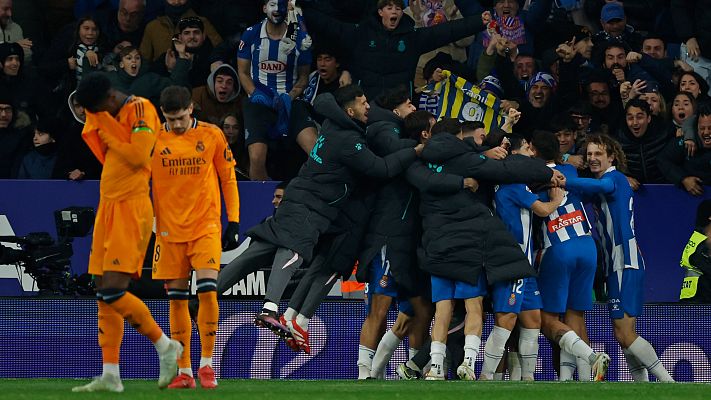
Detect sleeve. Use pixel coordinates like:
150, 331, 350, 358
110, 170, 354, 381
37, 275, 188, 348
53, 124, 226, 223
302, 7, 358, 46
237, 27, 256, 60
138, 22, 156, 61
683, 115, 697, 141
297, 47, 313, 67
657, 137, 690, 185
452, 0, 485, 17
405, 161, 464, 194
213, 128, 240, 223
340, 136, 417, 179
511, 185, 540, 210
462, 154, 553, 184
689, 241, 711, 275
168, 58, 192, 88
565, 176, 616, 196
367, 122, 418, 155
521, 0, 555, 34
95, 100, 158, 168
670, 0, 696, 42
476, 51, 496, 83
637, 54, 675, 100
414, 15, 484, 54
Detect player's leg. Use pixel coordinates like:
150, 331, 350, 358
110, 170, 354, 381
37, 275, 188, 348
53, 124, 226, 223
371, 304, 412, 379
566, 243, 597, 381
563, 309, 591, 381
256, 247, 304, 334
358, 293, 393, 379
480, 278, 521, 380
406, 295, 433, 357
291, 100, 317, 154
427, 299, 453, 380
458, 295, 483, 381
517, 278, 542, 381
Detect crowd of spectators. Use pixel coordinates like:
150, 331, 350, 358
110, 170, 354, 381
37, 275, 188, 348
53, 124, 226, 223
0, 0, 709, 193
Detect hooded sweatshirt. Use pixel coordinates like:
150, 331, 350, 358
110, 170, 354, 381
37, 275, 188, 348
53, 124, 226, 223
192, 64, 242, 124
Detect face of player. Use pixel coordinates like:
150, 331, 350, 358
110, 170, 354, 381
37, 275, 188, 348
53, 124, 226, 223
393, 99, 416, 119
272, 188, 284, 208
575, 37, 594, 60
463, 127, 486, 146
672, 94, 694, 125
214, 74, 235, 102
556, 130, 576, 154
513, 139, 533, 157
639, 92, 661, 116
587, 142, 614, 178
698, 115, 711, 149
680, 74, 702, 98
179, 27, 205, 49
642, 38, 665, 60
162, 105, 194, 134
117, 0, 145, 33
625, 106, 651, 138
514, 56, 535, 81
120, 50, 141, 77
222, 115, 239, 142
528, 82, 551, 108
602, 17, 626, 37
2, 54, 20, 76
264, 0, 287, 25
33, 129, 54, 147
79, 19, 99, 46
604, 46, 627, 69
347, 95, 370, 124
0, 103, 12, 128
316, 54, 339, 83
588, 82, 610, 109
378, 3, 404, 31
494, 0, 519, 17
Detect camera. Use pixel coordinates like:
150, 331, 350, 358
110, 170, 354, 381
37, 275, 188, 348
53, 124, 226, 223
1, 207, 95, 296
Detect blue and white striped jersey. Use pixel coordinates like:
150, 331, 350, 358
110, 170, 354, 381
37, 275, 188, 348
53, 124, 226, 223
238, 19, 312, 95
494, 183, 539, 265
537, 164, 592, 248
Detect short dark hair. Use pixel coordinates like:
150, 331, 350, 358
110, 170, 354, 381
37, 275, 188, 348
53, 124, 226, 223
697, 100, 711, 119
642, 34, 666, 49
603, 41, 628, 55
484, 127, 507, 148
625, 98, 651, 116
568, 100, 593, 116
508, 134, 527, 152
404, 110, 434, 141
431, 118, 461, 136
333, 84, 365, 110
160, 85, 193, 113
275, 180, 289, 191
461, 121, 485, 133
531, 130, 560, 162
75, 72, 112, 112
377, 0, 405, 9
313, 45, 341, 61
695, 200, 711, 230
376, 85, 410, 111
549, 113, 577, 133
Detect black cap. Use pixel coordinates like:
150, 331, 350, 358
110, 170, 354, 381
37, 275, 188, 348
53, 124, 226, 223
177, 16, 204, 32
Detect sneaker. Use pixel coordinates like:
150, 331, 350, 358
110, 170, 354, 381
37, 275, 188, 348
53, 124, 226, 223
72, 374, 124, 393
167, 373, 196, 389
280, 316, 300, 352
254, 309, 292, 339
457, 363, 477, 381
396, 363, 422, 380
592, 352, 611, 382
287, 319, 311, 354
198, 365, 218, 389
424, 369, 445, 381
158, 339, 184, 389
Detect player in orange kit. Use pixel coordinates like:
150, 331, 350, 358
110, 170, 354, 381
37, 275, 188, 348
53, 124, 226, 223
151, 85, 241, 389
72, 73, 183, 393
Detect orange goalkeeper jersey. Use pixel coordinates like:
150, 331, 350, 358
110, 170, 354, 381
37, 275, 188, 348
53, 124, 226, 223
152, 118, 240, 243
82, 96, 160, 200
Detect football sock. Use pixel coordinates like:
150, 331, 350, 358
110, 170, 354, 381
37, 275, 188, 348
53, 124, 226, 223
97, 299, 123, 366
519, 327, 540, 380
168, 290, 191, 370
494, 372, 504, 380
283, 307, 298, 321
481, 326, 511, 379
371, 330, 401, 378
507, 351, 522, 380
559, 349, 576, 381
429, 341, 447, 377
102, 289, 163, 343
103, 363, 120, 378
262, 301, 278, 313
623, 347, 649, 381
200, 357, 213, 368
197, 280, 219, 359
463, 334, 482, 368
357, 345, 376, 379
409, 347, 419, 360
559, 330, 597, 365
577, 357, 591, 381
628, 336, 674, 382
296, 313, 310, 331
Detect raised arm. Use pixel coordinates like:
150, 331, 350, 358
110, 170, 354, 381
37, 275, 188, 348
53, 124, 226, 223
564, 176, 615, 196
406, 161, 466, 194
462, 154, 553, 184
415, 15, 484, 54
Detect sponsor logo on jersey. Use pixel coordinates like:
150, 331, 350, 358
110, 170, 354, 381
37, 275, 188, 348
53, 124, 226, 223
161, 157, 207, 167
547, 209, 585, 233
260, 60, 286, 73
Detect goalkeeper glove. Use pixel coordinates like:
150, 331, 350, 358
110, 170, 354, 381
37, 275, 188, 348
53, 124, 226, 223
222, 221, 240, 251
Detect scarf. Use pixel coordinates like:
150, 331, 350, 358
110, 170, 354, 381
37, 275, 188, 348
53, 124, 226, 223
482, 14, 526, 48
75, 43, 98, 82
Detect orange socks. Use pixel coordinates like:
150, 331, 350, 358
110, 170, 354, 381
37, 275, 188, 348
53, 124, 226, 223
106, 290, 163, 343
168, 292, 192, 370
97, 300, 124, 364
197, 289, 219, 358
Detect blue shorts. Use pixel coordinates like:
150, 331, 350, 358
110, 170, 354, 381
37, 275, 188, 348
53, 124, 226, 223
431, 272, 487, 303
492, 277, 542, 314
363, 246, 415, 316
537, 236, 596, 313
607, 267, 644, 320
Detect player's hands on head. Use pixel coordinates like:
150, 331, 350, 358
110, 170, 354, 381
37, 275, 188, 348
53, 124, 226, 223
222, 221, 240, 251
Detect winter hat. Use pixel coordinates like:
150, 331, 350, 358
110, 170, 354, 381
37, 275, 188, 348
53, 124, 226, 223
0, 42, 24, 66
526, 72, 557, 96
480, 75, 503, 98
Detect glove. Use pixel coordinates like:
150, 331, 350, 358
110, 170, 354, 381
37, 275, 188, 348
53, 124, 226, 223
249, 83, 274, 107
221, 221, 240, 251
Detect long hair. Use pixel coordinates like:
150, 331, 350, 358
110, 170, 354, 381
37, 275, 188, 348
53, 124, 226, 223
70, 15, 103, 53
583, 134, 628, 173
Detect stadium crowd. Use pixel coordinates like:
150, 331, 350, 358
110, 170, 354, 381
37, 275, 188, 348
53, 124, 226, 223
3, 0, 711, 390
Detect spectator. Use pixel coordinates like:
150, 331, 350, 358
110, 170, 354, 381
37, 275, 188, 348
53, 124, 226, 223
16, 117, 59, 179
586, 72, 622, 135
106, 45, 190, 109
677, 71, 710, 101
0, 97, 32, 178
52, 91, 102, 180
550, 112, 585, 169
671, 0, 711, 92
569, 100, 594, 137
598, 42, 654, 94
139, 0, 222, 62
513, 72, 559, 138
0, 42, 45, 118
301, 46, 352, 124
219, 112, 249, 179
658, 101, 711, 196
617, 98, 669, 186
192, 63, 243, 124
152, 16, 215, 88
0, 0, 32, 62
95, 0, 147, 65
591, 2, 643, 61
670, 91, 696, 136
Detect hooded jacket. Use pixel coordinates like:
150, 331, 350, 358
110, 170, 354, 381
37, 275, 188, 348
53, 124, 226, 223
247, 93, 418, 262
191, 64, 242, 124
616, 117, 670, 184
414, 133, 552, 285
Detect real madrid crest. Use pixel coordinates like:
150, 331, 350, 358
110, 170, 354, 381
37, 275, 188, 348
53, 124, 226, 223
196, 140, 205, 152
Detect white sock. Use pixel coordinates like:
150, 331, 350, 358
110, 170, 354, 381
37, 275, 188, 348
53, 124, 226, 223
283, 307, 297, 321
200, 357, 212, 368
559, 349, 576, 381
429, 341, 447, 378
507, 351, 522, 380
518, 327, 539, 380
406, 359, 421, 372
296, 313, 310, 330
371, 330, 401, 378
481, 326, 511, 379
154, 334, 171, 354
179, 367, 193, 377
559, 331, 596, 364
576, 357, 591, 381
623, 348, 649, 381
102, 363, 120, 377
463, 334, 482, 368
628, 336, 674, 382
262, 301, 278, 312
409, 347, 419, 360
493, 372, 504, 380
357, 345, 376, 379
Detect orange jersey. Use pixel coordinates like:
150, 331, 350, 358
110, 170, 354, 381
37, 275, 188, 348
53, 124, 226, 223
152, 118, 240, 242
82, 96, 160, 200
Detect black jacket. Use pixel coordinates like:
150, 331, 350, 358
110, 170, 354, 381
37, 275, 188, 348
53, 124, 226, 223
616, 118, 670, 184
303, 10, 483, 99
658, 135, 711, 186
413, 134, 552, 285
671, 0, 711, 56
247, 93, 417, 261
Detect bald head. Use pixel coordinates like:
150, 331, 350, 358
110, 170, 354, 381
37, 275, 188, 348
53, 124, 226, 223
117, 0, 145, 33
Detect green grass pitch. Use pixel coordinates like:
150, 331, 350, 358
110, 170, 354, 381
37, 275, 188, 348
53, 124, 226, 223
2, 379, 709, 400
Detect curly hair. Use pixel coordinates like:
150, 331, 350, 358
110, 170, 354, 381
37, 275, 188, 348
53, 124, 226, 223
583, 134, 628, 173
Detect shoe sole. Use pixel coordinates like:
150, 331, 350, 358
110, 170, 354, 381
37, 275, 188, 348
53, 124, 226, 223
255, 316, 293, 339
593, 354, 611, 382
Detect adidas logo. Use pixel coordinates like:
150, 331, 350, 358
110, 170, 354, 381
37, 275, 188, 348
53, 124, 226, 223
112, 258, 120, 265
160, 147, 172, 155
207, 258, 216, 264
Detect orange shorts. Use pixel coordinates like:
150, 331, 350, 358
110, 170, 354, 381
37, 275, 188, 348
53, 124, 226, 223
151, 232, 222, 280
88, 196, 153, 277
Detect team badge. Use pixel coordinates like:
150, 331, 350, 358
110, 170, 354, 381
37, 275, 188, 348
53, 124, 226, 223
397, 40, 406, 52
224, 148, 234, 162
508, 293, 516, 306
379, 275, 389, 288
196, 140, 205, 152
